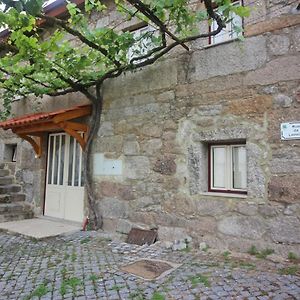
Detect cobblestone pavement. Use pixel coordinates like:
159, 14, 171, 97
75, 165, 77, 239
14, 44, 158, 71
0, 231, 299, 300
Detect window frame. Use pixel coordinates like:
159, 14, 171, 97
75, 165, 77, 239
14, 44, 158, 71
208, 0, 244, 45
208, 142, 247, 195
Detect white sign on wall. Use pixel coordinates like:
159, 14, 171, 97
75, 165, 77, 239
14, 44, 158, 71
93, 153, 123, 176
281, 122, 300, 140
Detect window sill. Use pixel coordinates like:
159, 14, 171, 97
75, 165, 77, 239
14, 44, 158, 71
199, 192, 247, 199
201, 37, 240, 50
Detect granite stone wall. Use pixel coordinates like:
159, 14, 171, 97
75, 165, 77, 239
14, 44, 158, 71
0, 0, 299, 255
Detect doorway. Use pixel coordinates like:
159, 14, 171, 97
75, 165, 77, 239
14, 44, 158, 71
44, 133, 84, 223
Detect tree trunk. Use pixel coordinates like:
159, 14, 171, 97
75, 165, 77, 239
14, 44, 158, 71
83, 86, 103, 230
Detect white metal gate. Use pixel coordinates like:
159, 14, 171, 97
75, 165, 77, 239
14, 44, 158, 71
44, 132, 84, 223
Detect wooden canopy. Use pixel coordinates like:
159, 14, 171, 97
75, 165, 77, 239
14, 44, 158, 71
0, 104, 91, 158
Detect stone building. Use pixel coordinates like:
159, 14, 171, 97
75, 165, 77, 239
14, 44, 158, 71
0, 0, 299, 256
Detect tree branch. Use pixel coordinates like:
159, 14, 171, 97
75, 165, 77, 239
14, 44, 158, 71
126, 0, 190, 51
38, 14, 121, 68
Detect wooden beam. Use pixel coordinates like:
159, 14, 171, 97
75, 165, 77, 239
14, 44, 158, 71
58, 121, 89, 132
52, 105, 92, 123
13, 122, 61, 135
17, 134, 43, 158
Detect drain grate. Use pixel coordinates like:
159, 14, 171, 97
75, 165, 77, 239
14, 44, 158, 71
126, 228, 157, 246
120, 259, 178, 280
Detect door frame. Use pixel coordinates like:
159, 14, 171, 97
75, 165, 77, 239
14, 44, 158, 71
43, 132, 85, 222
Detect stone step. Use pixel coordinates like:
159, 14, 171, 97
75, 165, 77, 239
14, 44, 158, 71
0, 210, 34, 223
10, 193, 26, 202
0, 202, 30, 214
0, 169, 10, 177
0, 176, 14, 185
0, 193, 26, 203
0, 194, 10, 204
0, 184, 21, 194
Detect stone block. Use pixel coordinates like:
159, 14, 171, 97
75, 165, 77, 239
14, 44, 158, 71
291, 25, 300, 51
195, 199, 231, 216
103, 59, 178, 99
93, 136, 123, 153
245, 55, 300, 86
283, 203, 300, 216
269, 216, 300, 244
273, 94, 293, 108
133, 196, 158, 209
186, 218, 217, 235
268, 175, 300, 203
97, 198, 129, 218
189, 36, 267, 82
116, 219, 133, 234
98, 122, 114, 137
258, 204, 284, 217
153, 156, 177, 175
123, 141, 140, 155
268, 34, 290, 56
158, 226, 189, 242
139, 124, 163, 138
226, 95, 272, 115
141, 139, 162, 156
124, 156, 150, 179
236, 202, 258, 216
156, 91, 175, 103
217, 216, 267, 240
163, 195, 196, 215
97, 181, 134, 200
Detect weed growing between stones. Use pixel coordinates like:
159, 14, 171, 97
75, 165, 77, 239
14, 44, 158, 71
279, 266, 299, 276
189, 274, 211, 288
247, 246, 274, 259
288, 252, 299, 262
89, 273, 103, 281
80, 237, 91, 244
151, 292, 166, 300
110, 285, 125, 291
25, 283, 48, 299
248, 245, 259, 256
129, 288, 144, 300
256, 248, 274, 259
223, 251, 231, 261
60, 277, 83, 296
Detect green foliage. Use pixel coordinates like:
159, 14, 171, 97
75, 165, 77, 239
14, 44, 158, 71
189, 274, 211, 288
256, 248, 274, 259
247, 246, 274, 259
60, 276, 82, 295
247, 245, 259, 256
0, 0, 250, 119
288, 252, 299, 261
278, 266, 299, 276
151, 292, 165, 300
25, 283, 49, 299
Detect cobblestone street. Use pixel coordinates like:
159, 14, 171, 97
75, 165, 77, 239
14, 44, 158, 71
0, 231, 299, 300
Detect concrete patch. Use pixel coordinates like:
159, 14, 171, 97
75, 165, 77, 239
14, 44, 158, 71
120, 259, 180, 280
0, 217, 81, 239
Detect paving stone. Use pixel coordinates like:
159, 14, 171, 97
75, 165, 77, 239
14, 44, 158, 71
0, 232, 299, 299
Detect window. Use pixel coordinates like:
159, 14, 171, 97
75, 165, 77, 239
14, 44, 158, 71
209, 143, 247, 194
210, 1, 242, 45
127, 25, 156, 63
4, 144, 17, 162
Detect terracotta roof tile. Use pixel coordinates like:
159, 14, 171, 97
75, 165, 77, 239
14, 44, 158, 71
0, 104, 91, 130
